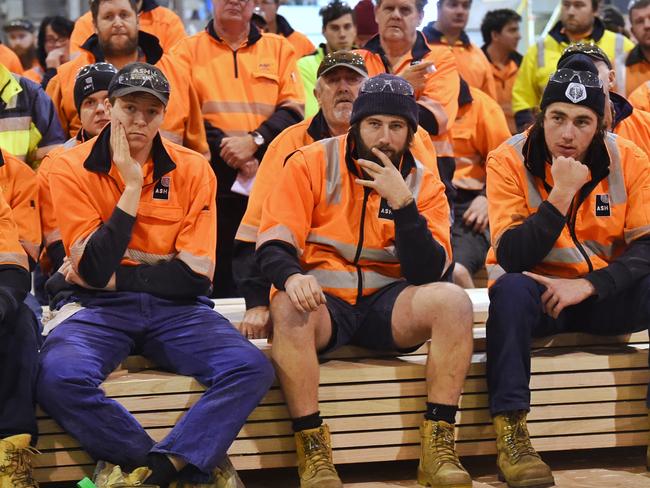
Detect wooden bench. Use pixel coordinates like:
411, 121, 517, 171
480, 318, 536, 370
33, 290, 650, 483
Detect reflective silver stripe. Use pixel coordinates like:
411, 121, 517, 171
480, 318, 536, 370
160, 130, 183, 145
536, 37, 545, 68
306, 232, 399, 263
583, 240, 615, 259
432, 139, 454, 156
0, 252, 28, 269
256, 224, 301, 251
44, 228, 62, 246
543, 247, 586, 264
319, 137, 342, 205
507, 133, 544, 209
70, 231, 95, 265
624, 225, 650, 243
614, 34, 626, 95
235, 223, 258, 243
123, 248, 175, 265
405, 159, 425, 201
202, 101, 276, 118
486, 263, 506, 283
63, 137, 78, 149
178, 250, 215, 278
418, 96, 449, 134
0, 116, 31, 131
278, 99, 305, 118
306, 268, 400, 290
20, 240, 40, 261
604, 133, 627, 205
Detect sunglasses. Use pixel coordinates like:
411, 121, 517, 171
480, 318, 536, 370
76, 62, 117, 80
549, 68, 602, 88
116, 69, 170, 94
360, 77, 415, 96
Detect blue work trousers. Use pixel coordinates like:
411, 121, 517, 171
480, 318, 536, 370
36, 292, 274, 477
487, 273, 650, 415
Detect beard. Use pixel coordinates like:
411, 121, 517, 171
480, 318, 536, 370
355, 134, 405, 168
100, 32, 138, 58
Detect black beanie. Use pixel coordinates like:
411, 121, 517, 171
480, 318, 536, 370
540, 54, 605, 117
350, 73, 419, 131
74, 63, 117, 114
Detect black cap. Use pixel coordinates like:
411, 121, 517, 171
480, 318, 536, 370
74, 63, 117, 114
541, 55, 605, 117
317, 50, 368, 79
108, 62, 170, 107
3, 18, 34, 33
350, 73, 419, 131
558, 42, 612, 69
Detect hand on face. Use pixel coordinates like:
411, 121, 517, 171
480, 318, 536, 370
110, 119, 144, 188
355, 147, 413, 209
551, 155, 590, 196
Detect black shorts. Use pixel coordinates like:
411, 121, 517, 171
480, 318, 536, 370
451, 194, 489, 275
319, 280, 423, 355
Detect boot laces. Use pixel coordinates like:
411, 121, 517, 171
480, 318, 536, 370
428, 424, 463, 469
301, 430, 336, 476
503, 414, 539, 464
0, 445, 40, 488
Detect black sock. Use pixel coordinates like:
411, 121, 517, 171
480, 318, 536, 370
145, 452, 178, 488
292, 411, 323, 432
425, 402, 458, 424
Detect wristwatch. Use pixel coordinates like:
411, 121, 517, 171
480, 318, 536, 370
250, 131, 265, 146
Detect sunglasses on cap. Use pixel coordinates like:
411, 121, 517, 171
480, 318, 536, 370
360, 77, 415, 96
561, 43, 612, 68
549, 68, 602, 88
116, 69, 171, 94
76, 62, 118, 80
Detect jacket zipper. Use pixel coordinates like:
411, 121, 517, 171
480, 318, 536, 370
353, 188, 371, 303
233, 51, 239, 78
567, 196, 593, 273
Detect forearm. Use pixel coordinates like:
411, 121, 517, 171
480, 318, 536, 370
233, 240, 271, 308
256, 241, 303, 291
0, 266, 31, 319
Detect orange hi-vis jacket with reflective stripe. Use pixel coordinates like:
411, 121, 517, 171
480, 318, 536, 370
356, 33, 460, 158
0, 184, 28, 271
257, 134, 452, 304
70, 3, 186, 54
452, 84, 511, 193
610, 92, 650, 159
485, 132, 650, 287
171, 24, 304, 139
46, 32, 208, 156
236, 113, 441, 243
0, 149, 40, 266
48, 126, 217, 283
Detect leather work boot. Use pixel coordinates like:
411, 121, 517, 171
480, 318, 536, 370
93, 461, 157, 487
0, 434, 39, 488
493, 411, 555, 487
417, 420, 472, 488
172, 456, 245, 487
295, 424, 342, 488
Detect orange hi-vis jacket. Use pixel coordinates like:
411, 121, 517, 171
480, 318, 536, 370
273, 14, 315, 58
237, 113, 441, 243
257, 134, 452, 304
628, 80, 650, 113
0, 184, 28, 271
48, 126, 217, 285
622, 45, 650, 96
0, 44, 23, 74
357, 33, 459, 158
171, 24, 304, 140
46, 32, 208, 156
610, 92, 650, 158
483, 47, 522, 134
452, 83, 511, 193
69, 1, 186, 54
485, 131, 650, 287
422, 24, 497, 100
0, 149, 40, 266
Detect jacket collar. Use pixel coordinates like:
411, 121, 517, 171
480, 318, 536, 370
306, 111, 333, 141
206, 19, 262, 46
344, 132, 416, 180
548, 17, 605, 44
480, 44, 522, 67
0, 64, 21, 105
625, 44, 649, 67
83, 124, 176, 181
276, 14, 295, 37
458, 78, 472, 107
79, 31, 163, 65
0, 149, 5, 167
610, 91, 634, 129
363, 31, 431, 70
422, 22, 470, 46
76, 128, 93, 143
140, 0, 158, 13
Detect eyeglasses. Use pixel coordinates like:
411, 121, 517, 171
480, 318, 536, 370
117, 67, 170, 94
76, 62, 117, 80
549, 68, 602, 88
44, 35, 68, 47
360, 76, 414, 96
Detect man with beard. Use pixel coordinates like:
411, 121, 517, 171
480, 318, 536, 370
3, 19, 37, 72
512, 0, 633, 132
46, 0, 207, 157
485, 55, 650, 487
256, 73, 474, 488
234, 51, 443, 340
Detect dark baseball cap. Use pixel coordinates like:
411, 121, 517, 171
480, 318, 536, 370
3, 18, 34, 33
108, 62, 170, 107
558, 43, 612, 69
317, 50, 368, 79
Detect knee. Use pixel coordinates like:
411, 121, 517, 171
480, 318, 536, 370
489, 273, 541, 306
419, 282, 473, 334
36, 351, 96, 406
269, 292, 308, 334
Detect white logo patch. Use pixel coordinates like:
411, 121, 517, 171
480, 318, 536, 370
565, 82, 587, 104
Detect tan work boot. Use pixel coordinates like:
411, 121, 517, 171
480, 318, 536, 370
295, 425, 342, 488
417, 420, 472, 488
172, 456, 245, 487
93, 461, 157, 487
0, 434, 39, 488
493, 411, 555, 488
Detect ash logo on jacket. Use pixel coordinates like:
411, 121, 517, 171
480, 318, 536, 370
153, 176, 171, 200
378, 198, 394, 220
595, 194, 610, 216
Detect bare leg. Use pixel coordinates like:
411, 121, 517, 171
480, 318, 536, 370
452, 263, 476, 289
